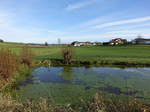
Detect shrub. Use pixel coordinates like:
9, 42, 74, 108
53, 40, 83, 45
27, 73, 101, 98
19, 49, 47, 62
0, 39, 4, 43
62, 45, 74, 64
0, 48, 18, 80
45, 42, 48, 46
20, 46, 34, 67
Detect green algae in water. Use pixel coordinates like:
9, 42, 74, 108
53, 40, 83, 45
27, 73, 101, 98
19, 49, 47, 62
15, 67, 150, 104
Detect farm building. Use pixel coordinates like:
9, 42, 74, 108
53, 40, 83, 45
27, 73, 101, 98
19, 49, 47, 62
71, 41, 96, 46
109, 38, 127, 45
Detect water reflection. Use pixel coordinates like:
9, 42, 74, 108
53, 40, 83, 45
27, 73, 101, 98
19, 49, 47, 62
61, 67, 74, 81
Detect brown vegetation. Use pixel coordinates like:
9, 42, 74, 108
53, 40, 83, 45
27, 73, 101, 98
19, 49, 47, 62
0, 47, 34, 90
62, 45, 74, 64
0, 48, 18, 80
20, 46, 34, 67
87, 93, 150, 112
0, 94, 72, 112
0, 93, 150, 112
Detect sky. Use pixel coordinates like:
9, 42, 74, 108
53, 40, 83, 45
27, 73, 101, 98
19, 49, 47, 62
0, 0, 150, 43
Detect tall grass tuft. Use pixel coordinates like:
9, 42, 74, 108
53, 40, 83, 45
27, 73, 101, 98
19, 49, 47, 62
62, 45, 74, 64
0, 47, 34, 91
0, 93, 150, 112
20, 46, 34, 67
87, 93, 150, 112
0, 48, 18, 80
0, 94, 73, 112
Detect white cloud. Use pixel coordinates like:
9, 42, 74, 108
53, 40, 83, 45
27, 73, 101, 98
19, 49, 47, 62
60, 28, 150, 43
93, 16, 150, 29
66, 0, 97, 11
48, 30, 65, 35
106, 29, 150, 35
107, 23, 150, 31
79, 12, 122, 27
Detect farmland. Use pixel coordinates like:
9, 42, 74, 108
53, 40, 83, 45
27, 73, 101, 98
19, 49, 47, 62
38, 45, 150, 64
1, 42, 150, 65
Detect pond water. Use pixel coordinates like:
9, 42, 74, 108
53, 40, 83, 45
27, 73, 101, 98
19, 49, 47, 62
16, 66, 150, 104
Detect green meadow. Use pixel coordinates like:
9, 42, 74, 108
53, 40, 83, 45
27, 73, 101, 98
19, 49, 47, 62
1, 42, 150, 64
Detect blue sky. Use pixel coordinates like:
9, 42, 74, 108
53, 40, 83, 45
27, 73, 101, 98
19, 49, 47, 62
0, 0, 150, 43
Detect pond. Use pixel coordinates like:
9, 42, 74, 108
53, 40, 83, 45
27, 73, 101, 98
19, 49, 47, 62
16, 66, 150, 104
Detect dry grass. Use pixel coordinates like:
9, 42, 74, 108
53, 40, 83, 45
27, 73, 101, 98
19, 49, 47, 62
87, 93, 150, 112
0, 48, 18, 80
20, 46, 34, 67
0, 47, 34, 91
0, 94, 74, 112
0, 93, 150, 112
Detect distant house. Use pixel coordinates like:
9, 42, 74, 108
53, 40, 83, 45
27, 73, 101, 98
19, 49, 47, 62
132, 38, 150, 45
71, 41, 96, 46
109, 38, 127, 45
71, 41, 80, 46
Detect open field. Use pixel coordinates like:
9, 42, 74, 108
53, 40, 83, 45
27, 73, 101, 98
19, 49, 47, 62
36, 45, 150, 65
74, 45, 150, 64
1, 42, 150, 64
0, 42, 61, 56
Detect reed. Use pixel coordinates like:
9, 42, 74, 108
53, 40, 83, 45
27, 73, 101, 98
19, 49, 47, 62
0, 93, 150, 112
20, 46, 34, 67
0, 48, 18, 80
86, 93, 150, 112
0, 47, 33, 91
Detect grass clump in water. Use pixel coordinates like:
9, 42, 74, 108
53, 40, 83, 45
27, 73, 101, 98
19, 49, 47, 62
62, 45, 74, 64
